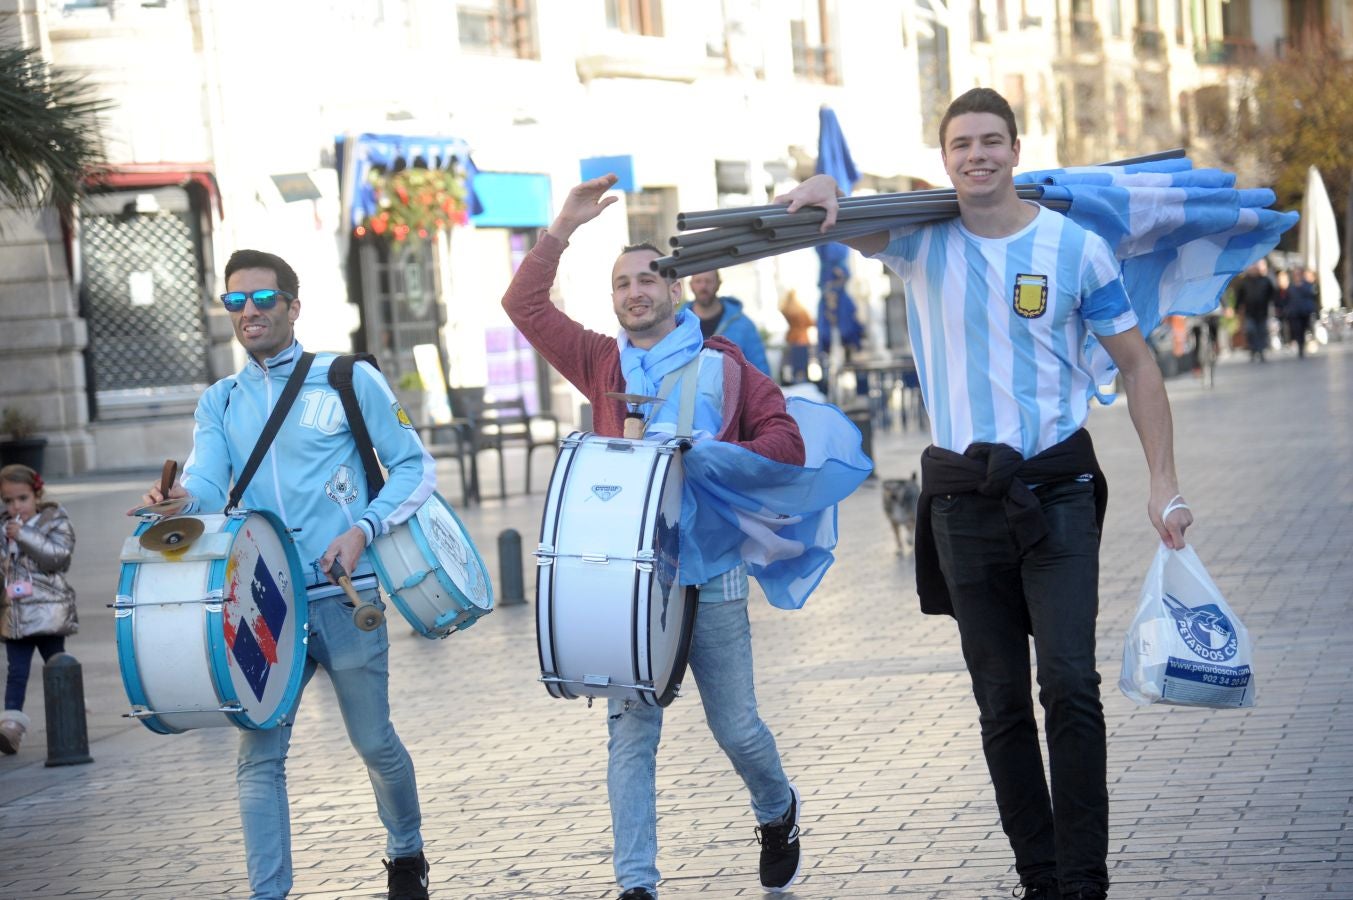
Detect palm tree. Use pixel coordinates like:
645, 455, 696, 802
0, 40, 111, 217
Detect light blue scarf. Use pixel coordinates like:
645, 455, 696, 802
618, 309, 703, 400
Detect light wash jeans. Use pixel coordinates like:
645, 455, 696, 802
606, 597, 792, 897
237, 591, 422, 899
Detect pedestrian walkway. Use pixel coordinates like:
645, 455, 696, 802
2, 344, 1350, 899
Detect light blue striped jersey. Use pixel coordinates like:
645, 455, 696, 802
873, 205, 1137, 457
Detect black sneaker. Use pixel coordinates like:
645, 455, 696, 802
1062, 885, 1107, 900
755, 782, 802, 892
384, 850, 430, 900
618, 889, 656, 900
1013, 877, 1058, 899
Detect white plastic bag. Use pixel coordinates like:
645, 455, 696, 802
1119, 544, 1256, 708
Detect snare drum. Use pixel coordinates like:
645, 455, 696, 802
369, 492, 493, 639
116, 510, 308, 734
536, 433, 698, 707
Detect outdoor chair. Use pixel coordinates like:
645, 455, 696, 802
448, 386, 560, 499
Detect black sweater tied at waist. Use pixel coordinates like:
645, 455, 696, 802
914, 427, 1107, 620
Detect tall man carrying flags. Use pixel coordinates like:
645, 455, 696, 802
779, 87, 1194, 900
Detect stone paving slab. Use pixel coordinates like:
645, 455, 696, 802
1, 344, 1350, 899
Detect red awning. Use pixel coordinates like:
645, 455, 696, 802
86, 164, 224, 218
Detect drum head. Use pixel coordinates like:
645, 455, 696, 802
417, 494, 493, 613
219, 512, 307, 728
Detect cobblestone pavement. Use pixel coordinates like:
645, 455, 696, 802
2, 344, 1350, 900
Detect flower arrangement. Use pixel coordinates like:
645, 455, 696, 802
356, 164, 470, 242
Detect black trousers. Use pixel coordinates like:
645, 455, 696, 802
931, 479, 1108, 891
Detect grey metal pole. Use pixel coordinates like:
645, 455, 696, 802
43, 653, 92, 767
498, 528, 526, 605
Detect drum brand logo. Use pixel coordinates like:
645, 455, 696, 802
1162, 592, 1239, 662
1013, 273, 1048, 318
591, 485, 622, 501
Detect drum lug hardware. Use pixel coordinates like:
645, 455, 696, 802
112, 594, 133, 617
605, 440, 635, 453
535, 545, 556, 565
581, 554, 610, 565
583, 674, 611, 688
635, 549, 655, 572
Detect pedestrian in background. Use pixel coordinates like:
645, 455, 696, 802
0, 463, 77, 755
1286, 266, 1318, 358
779, 289, 814, 384
686, 268, 772, 376
1234, 259, 1276, 362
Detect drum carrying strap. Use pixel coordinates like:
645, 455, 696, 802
226, 352, 315, 513
327, 354, 387, 495
654, 355, 701, 439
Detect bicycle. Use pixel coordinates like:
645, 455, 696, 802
1189, 313, 1221, 389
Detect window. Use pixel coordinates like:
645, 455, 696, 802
790, 0, 837, 84
1113, 83, 1129, 146
1174, 0, 1185, 44
915, 0, 951, 142
1110, 0, 1123, 38
458, 0, 536, 58
607, 0, 663, 37
1136, 0, 1158, 28
972, 0, 990, 42
997, 0, 1009, 31
625, 188, 677, 247
1003, 74, 1028, 136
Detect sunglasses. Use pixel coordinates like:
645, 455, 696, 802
219, 289, 295, 312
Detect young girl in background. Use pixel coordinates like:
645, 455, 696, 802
0, 464, 78, 754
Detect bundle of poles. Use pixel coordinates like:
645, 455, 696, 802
652, 149, 1186, 281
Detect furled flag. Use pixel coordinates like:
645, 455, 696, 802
1014, 158, 1299, 396
676, 397, 873, 610
1300, 165, 1343, 311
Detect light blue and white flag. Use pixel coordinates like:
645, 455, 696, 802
1016, 159, 1300, 396
678, 397, 873, 610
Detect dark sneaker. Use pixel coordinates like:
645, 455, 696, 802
1013, 877, 1058, 899
1062, 885, 1108, 900
618, 889, 656, 900
755, 782, 802, 892
384, 851, 430, 900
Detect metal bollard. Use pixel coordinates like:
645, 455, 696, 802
43, 653, 93, 767
497, 528, 526, 605
844, 404, 876, 478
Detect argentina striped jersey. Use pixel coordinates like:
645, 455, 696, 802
873, 205, 1137, 457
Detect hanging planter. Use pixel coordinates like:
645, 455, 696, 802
355, 163, 470, 242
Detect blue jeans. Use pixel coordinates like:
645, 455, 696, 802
606, 597, 792, 896
237, 592, 422, 900
931, 479, 1107, 892
4, 634, 66, 710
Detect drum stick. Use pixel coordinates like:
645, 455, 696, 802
330, 560, 385, 631
159, 459, 178, 501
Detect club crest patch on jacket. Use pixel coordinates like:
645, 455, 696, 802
325, 464, 359, 504
1013, 273, 1048, 319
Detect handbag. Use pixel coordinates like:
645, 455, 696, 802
1119, 543, 1256, 709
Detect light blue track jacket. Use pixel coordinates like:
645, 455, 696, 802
181, 341, 437, 593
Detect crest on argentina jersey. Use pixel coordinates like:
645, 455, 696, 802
1013, 273, 1049, 319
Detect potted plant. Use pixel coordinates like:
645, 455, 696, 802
0, 407, 47, 472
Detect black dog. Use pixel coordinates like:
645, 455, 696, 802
882, 473, 921, 554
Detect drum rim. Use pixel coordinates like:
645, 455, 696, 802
536, 433, 583, 698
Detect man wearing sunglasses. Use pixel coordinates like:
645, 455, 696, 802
138, 249, 437, 900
